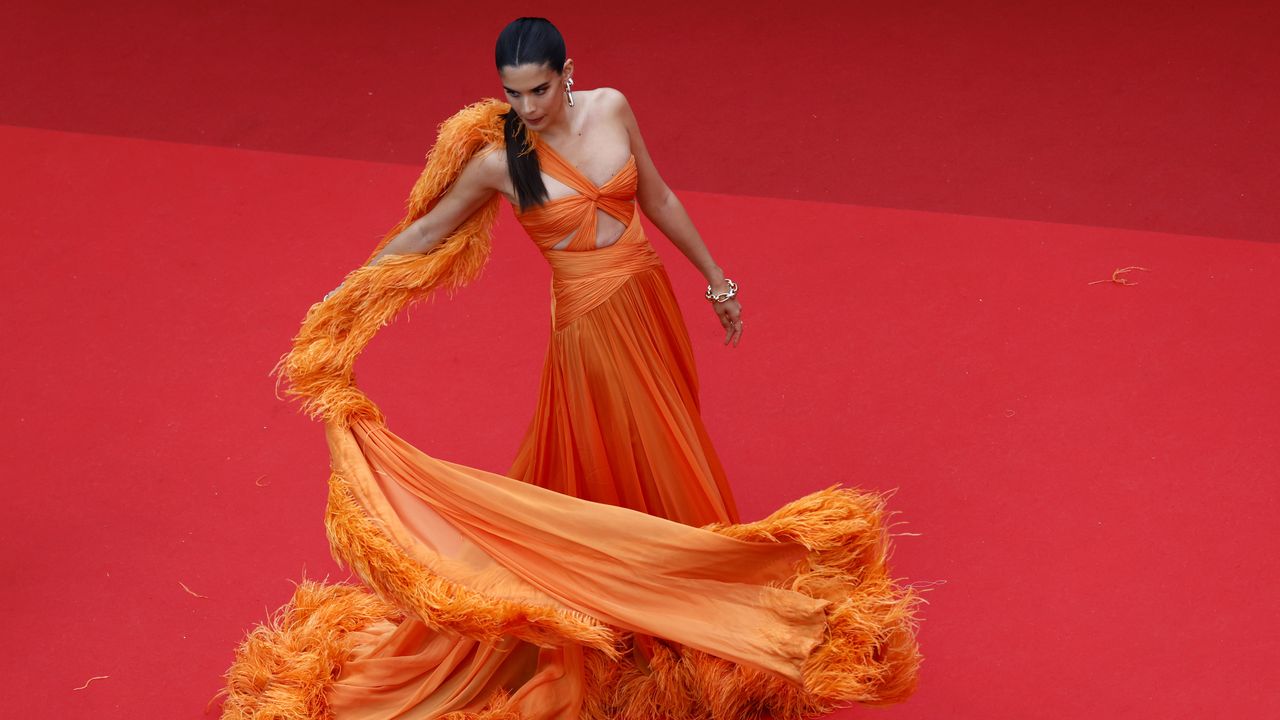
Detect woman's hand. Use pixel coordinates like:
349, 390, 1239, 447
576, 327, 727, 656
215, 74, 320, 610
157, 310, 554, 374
712, 297, 743, 347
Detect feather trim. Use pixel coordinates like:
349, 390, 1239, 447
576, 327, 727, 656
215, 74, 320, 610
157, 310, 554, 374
214, 485, 920, 719
270, 98, 510, 427
214, 580, 398, 720
323, 469, 624, 656
575, 485, 921, 719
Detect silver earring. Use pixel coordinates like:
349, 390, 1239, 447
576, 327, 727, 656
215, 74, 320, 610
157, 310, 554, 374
565, 77, 575, 107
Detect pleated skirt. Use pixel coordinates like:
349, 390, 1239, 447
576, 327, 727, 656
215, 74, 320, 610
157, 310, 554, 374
510, 263, 740, 527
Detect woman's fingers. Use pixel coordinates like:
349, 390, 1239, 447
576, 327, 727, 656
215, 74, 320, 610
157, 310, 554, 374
726, 317, 743, 346
715, 301, 743, 347
721, 311, 742, 346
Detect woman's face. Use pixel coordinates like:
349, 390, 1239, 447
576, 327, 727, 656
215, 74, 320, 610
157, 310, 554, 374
499, 61, 572, 130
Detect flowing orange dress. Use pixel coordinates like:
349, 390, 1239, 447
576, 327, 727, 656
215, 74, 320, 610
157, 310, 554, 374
507, 141, 739, 527
215, 99, 920, 720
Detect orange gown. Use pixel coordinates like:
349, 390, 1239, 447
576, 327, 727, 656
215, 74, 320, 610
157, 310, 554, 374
215, 99, 920, 720
507, 141, 739, 527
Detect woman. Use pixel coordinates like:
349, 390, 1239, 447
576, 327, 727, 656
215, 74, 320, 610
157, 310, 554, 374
216, 17, 920, 720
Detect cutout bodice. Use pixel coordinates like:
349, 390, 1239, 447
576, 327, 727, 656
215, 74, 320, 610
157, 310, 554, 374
514, 139, 640, 252
509, 138, 664, 331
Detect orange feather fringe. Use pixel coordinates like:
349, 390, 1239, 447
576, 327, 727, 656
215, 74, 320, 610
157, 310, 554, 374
217, 475, 920, 719
323, 470, 624, 656
269, 99, 509, 427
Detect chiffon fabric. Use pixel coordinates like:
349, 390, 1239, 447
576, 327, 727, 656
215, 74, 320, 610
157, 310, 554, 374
215, 99, 920, 720
508, 142, 740, 525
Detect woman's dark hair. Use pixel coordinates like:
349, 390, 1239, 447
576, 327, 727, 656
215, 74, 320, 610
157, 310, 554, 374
495, 17, 566, 211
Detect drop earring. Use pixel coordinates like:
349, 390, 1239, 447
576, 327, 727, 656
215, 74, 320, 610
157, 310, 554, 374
565, 77, 575, 107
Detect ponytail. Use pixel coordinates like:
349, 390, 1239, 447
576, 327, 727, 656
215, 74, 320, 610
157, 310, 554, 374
496, 17, 566, 212
502, 108, 549, 212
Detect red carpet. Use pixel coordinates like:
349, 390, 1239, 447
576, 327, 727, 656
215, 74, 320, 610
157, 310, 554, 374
2, 3, 1278, 719
5, 123, 1277, 719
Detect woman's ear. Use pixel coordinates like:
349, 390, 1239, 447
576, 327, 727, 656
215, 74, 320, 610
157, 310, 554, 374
563, 58, 575, 80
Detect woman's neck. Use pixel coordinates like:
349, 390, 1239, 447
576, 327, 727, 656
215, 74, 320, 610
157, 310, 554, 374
530, 99, 578, 143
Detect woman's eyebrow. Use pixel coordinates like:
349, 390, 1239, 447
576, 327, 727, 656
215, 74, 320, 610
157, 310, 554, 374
503, 82, 551, 93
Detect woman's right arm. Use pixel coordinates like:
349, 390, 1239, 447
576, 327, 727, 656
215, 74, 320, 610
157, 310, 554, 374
367, 148, 508, 265
323, 148, 507, 301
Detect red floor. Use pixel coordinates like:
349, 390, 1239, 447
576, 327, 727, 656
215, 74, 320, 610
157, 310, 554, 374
2, 3, 1278, 719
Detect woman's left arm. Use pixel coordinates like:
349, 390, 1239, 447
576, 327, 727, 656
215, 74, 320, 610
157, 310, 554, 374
610, 89, 744, 347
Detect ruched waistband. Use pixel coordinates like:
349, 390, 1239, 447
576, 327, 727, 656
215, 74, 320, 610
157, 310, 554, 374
540, 213, 664, 329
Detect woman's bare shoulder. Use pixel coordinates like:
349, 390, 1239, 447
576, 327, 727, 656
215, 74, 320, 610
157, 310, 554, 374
468, 141, 514, 197
589, 86, 630, 110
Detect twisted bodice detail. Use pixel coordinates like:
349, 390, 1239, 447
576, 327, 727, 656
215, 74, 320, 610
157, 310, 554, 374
514, 142, 640, 252
513, 139, 664, 330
